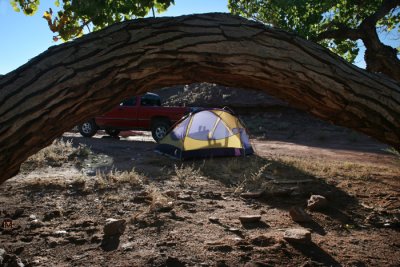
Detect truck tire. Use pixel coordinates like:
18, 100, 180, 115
105, 129, 120, 137
78, 120, 98, 137
151, 120, 170, 142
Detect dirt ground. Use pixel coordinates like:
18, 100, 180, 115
1, 111, 399, 267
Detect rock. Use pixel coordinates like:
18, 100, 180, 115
30, 219, 44, 228
240, 191, 264, 199
20, 236, 34, 243
208, 216, 220, 223
47, 237, 65, 248
227, 227, 242, 234
250, 235, 276, 247
207, 244, 233, 252
2, 254, 24, 267
0, 248, 5, 264
14, 247, 24, 255
54, 230, 68, 236
164, 190, 178, 198
239, 215, 262, 224
43, 210, 62, 221
289, 206, 312, 222
267, 187, 298, 197
103, 218, 126, 236
85, 169, 96, 176
165, 256, 186, 267
199, 191, 223, 199
132, 191, 152, 203
101, 235, 120, 251
283, 228, 311, 243
177, 194, 194, 201
28, 215, 36, 221
12, 209, 24, 219
244, 261, 273, 267
67, 234, 86, 245
156, 201, 174, 212
121, 242, 134, 251
307, 195, 328, 211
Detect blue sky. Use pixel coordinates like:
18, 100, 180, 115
0, 0, 229, 74
0, 0, 398, 74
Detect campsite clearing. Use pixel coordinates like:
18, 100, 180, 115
1, 108, 399, 266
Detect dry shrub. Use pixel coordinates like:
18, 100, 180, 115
22, 139, 90, 171
95, 168, 145, 189
199, 157, 273, 187
174, 164, 201, 187
271, 155, 398, 181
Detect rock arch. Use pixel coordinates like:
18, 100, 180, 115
0, 13, 399, 183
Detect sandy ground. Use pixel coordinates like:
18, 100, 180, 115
1, 122, 399, 266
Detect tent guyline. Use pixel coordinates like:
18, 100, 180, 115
155, 108, 254, 159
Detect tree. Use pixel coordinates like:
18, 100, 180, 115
228, 0, 400, 81
0, 13, 399, 184
10, 0, 175, 41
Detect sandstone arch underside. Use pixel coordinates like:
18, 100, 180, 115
1, 13, 399, 183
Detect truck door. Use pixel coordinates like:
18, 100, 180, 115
96, 97, 138, 128
136, 94, 161, 128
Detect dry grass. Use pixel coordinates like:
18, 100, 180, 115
94, 168, 146, 189
22, 139, 90, 171
270, 155, 399, 181
174, 164, 201, 187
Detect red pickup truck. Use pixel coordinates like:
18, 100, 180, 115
77, 93, 190, 142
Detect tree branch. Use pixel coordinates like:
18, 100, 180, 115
316, 22, 363, 41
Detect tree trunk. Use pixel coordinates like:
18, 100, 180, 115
0, 13, 399, 184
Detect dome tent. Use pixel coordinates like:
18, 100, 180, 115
155, 108, 253, 159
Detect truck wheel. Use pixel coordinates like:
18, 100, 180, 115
152, 121, 170, 142
78, 120, 98, 137
105, 129, 120, 137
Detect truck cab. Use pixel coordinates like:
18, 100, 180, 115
78, 93, 190, 142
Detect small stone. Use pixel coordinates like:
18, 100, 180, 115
47, 237, 63, 248
121, 242, 134, 251
244, 261, 272, 267
86, 170, 96, 176
307, 195, 328, 211
208, 216, 220, 223
289, 206, 312, 222
54, 230, 68, 236
13, 209, 24, 219
43, 210, 62, 221
239, 215, 262, 224
67, 234, 86, 245
164, 190, 178, 198
199, 191, 223, 199
177, 194, 194, 201
29, 215, 37, 221
240, 191, 264, 199
0, 248, 5, 264
103, 218, 126, 236
283, 228, 311, 243
90, 235, 102, 243
227, 227, 241, 234
165, 256, 186, 267
30, 219, 44, 228
20, 236, 34, 243
250, 235, 276, 247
